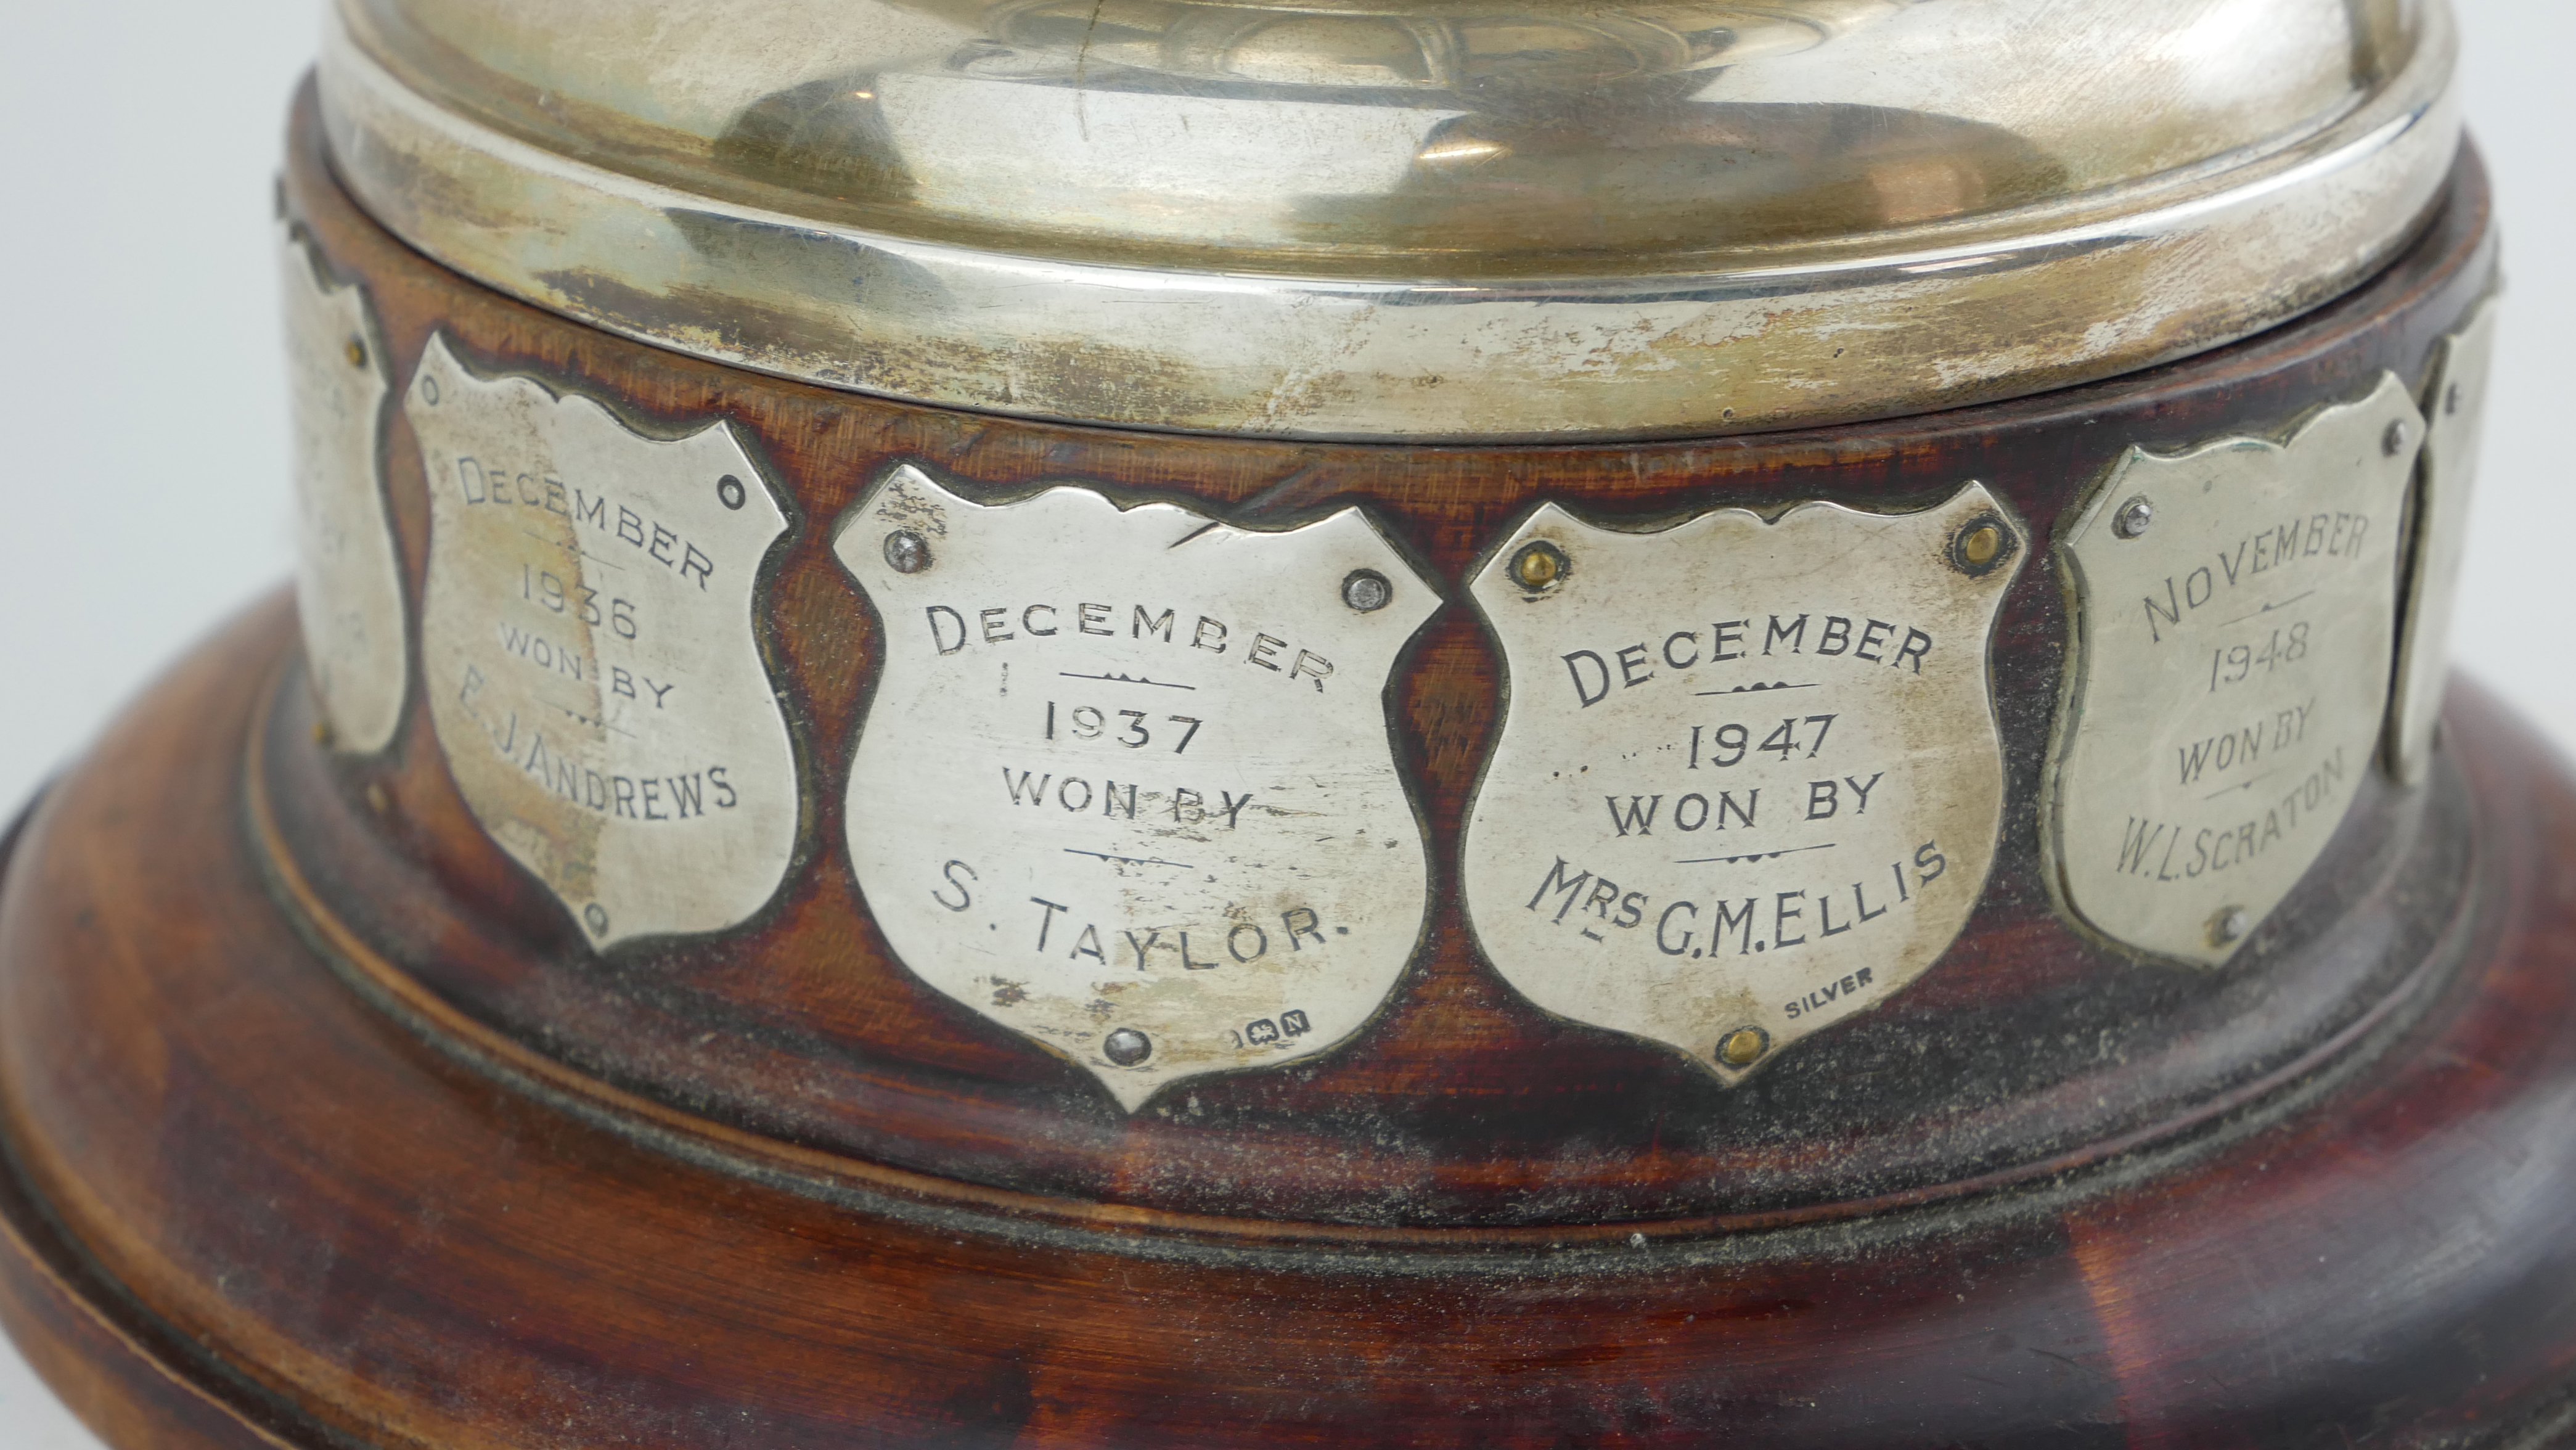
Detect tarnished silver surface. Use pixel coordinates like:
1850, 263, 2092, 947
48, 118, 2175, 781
319, 0, 2456, 440
834, 464, 1436, 1109
282, 224, 406, 754
408, 337, 799, 949
2046, 375, 2421, 968
1460, 484, 2019, 1081
2390, 295, 2499, 784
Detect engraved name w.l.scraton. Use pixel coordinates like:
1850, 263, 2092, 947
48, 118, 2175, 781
834, 464, 1438, 1110
2047, 374, 2419, 965
1461, 484, 2022, 1083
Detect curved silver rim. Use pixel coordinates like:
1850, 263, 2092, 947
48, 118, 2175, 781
317, 7, 2460, 442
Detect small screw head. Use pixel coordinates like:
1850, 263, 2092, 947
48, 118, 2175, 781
1511, 541, 1566, 592
2209, 905, 2250, 947
716, 474, 747, 510
1103, 1028, 1153, 1067
2113, 496, 2154, 539
583, 903, 611, 937
883, 528, 931, 574
2445, 382, 2463, 417
1342, 568, 1392, 613
1716, 1025, 1770, 1068
343, 335, 369, 369
2382, 419, 2411, 457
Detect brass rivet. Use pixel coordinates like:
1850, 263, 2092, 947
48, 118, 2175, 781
583, 904, 610, 937
2382, 419, 2410, 457
1717, 1026, 1769, 1068
1948, 512, 2014, 575
1960, 524, 2001, 568
1511, 541, 1564, 592
1103, 1028, 1153, 1067
364, 782, 391, 815
344, 335, 368, 369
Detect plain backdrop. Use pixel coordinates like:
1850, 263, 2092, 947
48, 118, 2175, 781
1, 2, 2570, 1443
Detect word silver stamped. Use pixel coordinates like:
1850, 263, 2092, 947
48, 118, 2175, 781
409, 336, 798, 948
2047, 374, 2420, 966
280, 225, 405, 753
2389, 298, 2499, 784
1461, 484, 2021, 1082
835, 465, 1438, 1110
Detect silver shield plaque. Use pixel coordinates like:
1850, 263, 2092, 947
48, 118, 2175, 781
1460, 484, 2021, 1083
2047, 375, 2420, 966
2389, 298, 2498, 784
835, 465, 1438, 1110
409, 336, 798, 948
281, 226, 406, 753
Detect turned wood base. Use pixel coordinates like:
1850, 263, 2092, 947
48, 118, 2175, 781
2, 598, 2574, 1448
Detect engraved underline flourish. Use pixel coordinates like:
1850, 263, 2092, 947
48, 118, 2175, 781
1694, 680, 1819, 696
2217, 589, 2315, 628
2203, 770, 2274, 801
1675, 842, 1838, 866
1058, 670, 1195, 690
1063, 848, 1195, 869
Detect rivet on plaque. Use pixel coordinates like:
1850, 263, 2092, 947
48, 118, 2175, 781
832, 462, 1441, 1110
1460, 483, 2023, 1083
407, 335, 801, 949
2045, 372, 2421, 966
280, 223, 406, 755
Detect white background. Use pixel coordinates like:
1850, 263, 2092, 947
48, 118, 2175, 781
0, 2, 2570, 1443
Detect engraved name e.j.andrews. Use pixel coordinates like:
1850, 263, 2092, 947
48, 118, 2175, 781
835, 465, 1439, 1110
2048, 374, 2421, 966
1462, 485, 2022, 1081
409, 337, 799, 948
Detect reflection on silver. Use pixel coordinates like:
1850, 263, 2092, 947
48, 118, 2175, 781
320, 0, 2459, 440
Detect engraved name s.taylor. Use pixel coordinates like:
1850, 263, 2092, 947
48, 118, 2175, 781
409, 336, 799, 949
1462, 485, 2022, 1082
835, 464, 1439, 1110
2048, 373, 2421, 965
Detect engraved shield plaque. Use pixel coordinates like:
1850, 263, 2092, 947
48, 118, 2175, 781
409, 336, 798, 948
836, 465, 1438, 1110
2389, 298, 2498, 784
1461, 484, 2021, 1082
2048, 374, 2419, 966
281, 225, 406, 753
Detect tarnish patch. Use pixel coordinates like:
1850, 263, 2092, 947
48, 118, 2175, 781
407, 335, 797, 949
834, 464, 1437, 1111
1462, 484, 2021, 1083
2389, 297, 2498, 784
2047, 374, 2420, 966
281, 224, 404, 752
